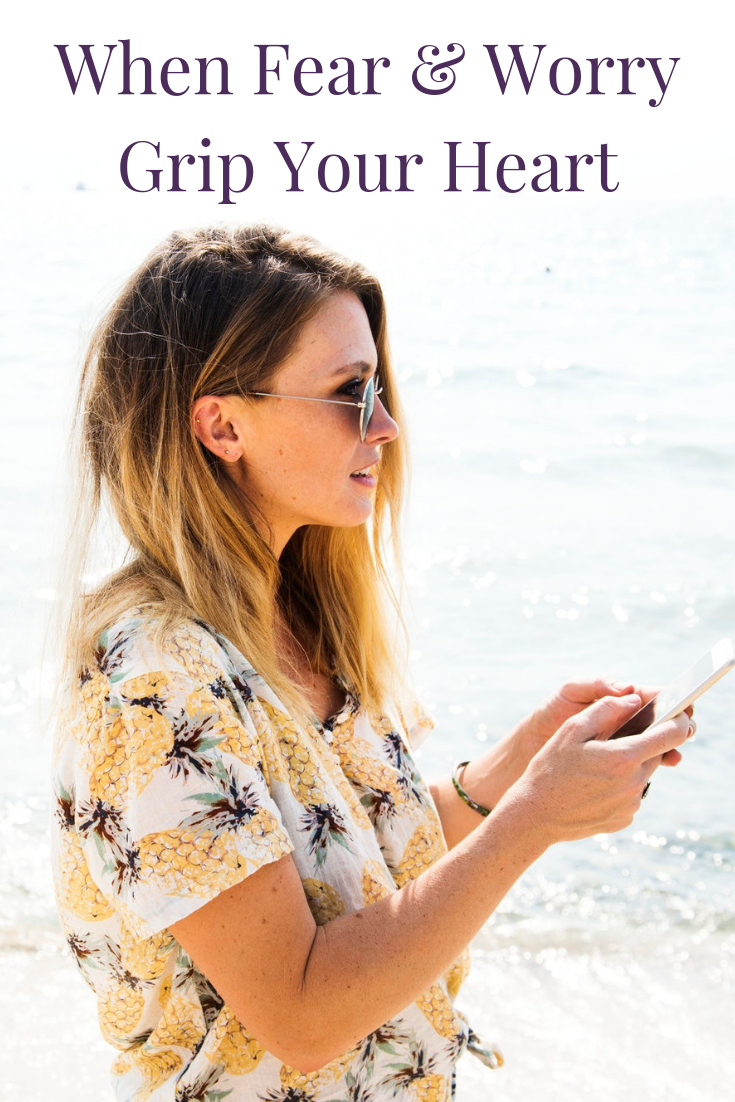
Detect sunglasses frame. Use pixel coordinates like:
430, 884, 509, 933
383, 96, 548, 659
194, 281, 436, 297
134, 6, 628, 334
248, 374, 383, 442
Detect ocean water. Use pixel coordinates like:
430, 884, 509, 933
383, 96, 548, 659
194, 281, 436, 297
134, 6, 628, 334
1, 190, 733, 1100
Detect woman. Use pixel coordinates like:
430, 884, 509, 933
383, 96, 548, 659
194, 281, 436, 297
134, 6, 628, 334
51, 224, 692, 1102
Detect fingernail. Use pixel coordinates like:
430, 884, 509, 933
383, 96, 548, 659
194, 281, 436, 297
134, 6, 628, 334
687, 724, 695, 739
612, 681, 633, 691
626, 694, 641, 707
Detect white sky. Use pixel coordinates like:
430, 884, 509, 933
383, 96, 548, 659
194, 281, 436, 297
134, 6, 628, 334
4, 0, 732, 214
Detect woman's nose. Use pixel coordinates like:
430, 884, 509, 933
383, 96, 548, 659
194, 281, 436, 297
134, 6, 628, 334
365, 395, 399, 444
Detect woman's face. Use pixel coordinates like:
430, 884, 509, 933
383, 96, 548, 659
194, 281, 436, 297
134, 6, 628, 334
194, 291, 399, 557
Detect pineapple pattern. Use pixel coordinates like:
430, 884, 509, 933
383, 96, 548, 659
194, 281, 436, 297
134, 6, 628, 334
380, 1040, 448, 1102
51, 606, 497, 1102
202, 1006, 266, 1074
361, 859, 395, 906
444, 948, 471, 1001
279, 1043, 360, 1096
390, 822, 446, 890
98, 977, 149, 1044
302, 878, 346, 924
146, 991, 206, 1049
415, 984, 464, 1041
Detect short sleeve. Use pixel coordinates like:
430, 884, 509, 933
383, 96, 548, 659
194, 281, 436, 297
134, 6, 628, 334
396, 689, 436, 752
75, 667, 294, 939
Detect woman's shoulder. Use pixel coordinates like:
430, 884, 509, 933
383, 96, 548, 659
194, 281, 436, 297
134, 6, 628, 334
90, 601, 239, 691
59, 602, 266, 756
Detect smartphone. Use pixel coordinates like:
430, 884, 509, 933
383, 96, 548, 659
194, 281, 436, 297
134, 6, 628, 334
609, 637, 735, 739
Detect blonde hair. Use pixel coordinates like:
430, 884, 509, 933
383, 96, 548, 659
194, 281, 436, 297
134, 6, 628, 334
53, 224, 410, 727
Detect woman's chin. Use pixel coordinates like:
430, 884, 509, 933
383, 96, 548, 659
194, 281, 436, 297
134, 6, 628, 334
320, 498, 375, 529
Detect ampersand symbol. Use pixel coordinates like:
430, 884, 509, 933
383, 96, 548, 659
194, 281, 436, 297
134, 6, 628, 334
412, 42, 466, 95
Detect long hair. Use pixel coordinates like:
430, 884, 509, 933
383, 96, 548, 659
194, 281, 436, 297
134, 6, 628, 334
53, 224, 410, 727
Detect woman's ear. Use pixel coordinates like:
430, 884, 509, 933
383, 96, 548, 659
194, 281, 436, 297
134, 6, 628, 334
192, 395, 243, 462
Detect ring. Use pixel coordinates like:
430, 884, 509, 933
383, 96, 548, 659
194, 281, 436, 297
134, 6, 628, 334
641, 781, 651, 800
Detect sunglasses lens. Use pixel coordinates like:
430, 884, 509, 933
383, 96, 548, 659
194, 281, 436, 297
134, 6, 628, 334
361, 377, 375, 441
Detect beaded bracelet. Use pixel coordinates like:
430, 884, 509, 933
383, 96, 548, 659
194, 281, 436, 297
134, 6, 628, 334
451, 760, 492, 817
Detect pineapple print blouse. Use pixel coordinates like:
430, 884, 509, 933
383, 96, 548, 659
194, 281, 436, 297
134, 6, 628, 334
51, 606, 501, 1101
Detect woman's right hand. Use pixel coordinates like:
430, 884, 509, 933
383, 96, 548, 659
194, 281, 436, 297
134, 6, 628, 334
511, 692, 693, 843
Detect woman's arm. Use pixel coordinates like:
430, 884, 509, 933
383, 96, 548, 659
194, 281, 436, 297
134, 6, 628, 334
430, 678, 690, 850
170, 694, 691, 1073
173, 783, 548, 1073
428, 715, 533, 850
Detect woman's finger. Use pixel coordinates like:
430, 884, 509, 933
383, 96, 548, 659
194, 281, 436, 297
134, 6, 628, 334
630, 684, 662, 706
615, 710, 691, 762
556, 677, 633, 706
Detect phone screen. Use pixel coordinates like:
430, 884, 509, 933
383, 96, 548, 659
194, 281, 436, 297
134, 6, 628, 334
609, 638, 734, 740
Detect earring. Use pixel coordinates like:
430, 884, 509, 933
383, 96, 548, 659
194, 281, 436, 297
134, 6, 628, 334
225, 449, 230, 455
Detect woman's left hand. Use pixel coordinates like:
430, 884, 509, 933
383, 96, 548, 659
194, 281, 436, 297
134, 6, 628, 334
517, 677, 693, 766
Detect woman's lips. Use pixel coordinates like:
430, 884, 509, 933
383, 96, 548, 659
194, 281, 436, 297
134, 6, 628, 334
350, 464, 377, 487
350, 472, 376, 487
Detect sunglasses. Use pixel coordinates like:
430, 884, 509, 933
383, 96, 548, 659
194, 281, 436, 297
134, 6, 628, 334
249, 374, 383, 443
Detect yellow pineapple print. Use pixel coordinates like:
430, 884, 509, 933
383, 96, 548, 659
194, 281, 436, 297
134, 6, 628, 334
253, 698, 371, 830
280, 1044, 359, 1095
186, 687, 260, 768
259, 699, 329, 806
138, 811, 287, 897
98, 980, 146, 1043
444, 946, 471, 999
416, 983, 462, 1040
162, 622, 223, 683
361, 859, 394, 905
393, 819, 446, 888
138, 827, 246, 896
316, 741, 373, 829
111, 1050, 134, 1077
148, 994, 206, 1052
56, 828, 114, 921
118, 923, 173, 981
247, 697, 288, 786
158, 975, 173, 1009
365, 710, 395, 739
246, 808, 292, 861
126, 705, 175, 792
410, 1073, 448, 1102
70, 668, 110, 746
384, 1042, 449, 1102
84, 713, 131, 805
330, 717, 408, 813
302, 878, 346, 924
116, 897, 154, 940
203, 1006, 265, 1074
121, 671, 170, 703
128, 1047, 183, 1102
83, 681, 173, 806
